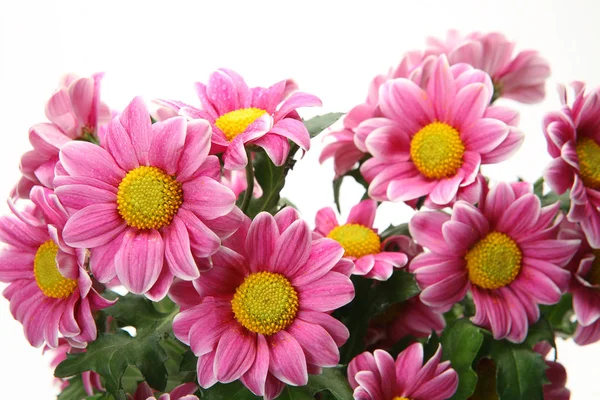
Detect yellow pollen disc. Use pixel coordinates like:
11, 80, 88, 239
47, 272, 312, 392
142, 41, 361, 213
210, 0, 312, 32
215, 107, 268, 141
231, 271, 299, 336
410, 121, 465, 179
392, 397, 411, 400
576, 137, 600, 190
327, 223, 381, 258
466, 232, 522, 290
117, 166, 183, 230
33, 240, 77, 299
587, 250, 600, 286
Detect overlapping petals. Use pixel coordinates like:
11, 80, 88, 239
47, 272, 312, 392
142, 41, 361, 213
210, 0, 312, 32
409, 182, 579, 342
348, 343, 458, 400
533, 342, 571, 400
172, 208, 354, 400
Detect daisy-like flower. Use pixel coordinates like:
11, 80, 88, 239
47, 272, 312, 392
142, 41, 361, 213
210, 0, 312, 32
18, 73, 111, 198
172, 208, 354, 400
426, 30, 551, 103
409, 181, 580, 342
533, 342, 571, 400
46, 339, 104, 396
0, 186, 113, 348
55, 97, 242, 300
175, 69, 321, 170
314, 199, 408, 280
348, 343, 458, 400
357, 55, 523, 206
558, 221, 600, 345
543, 83, 600, 249
128, 382, 198, 400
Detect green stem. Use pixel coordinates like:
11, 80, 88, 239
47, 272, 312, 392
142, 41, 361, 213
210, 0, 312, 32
241, 149, 255, 214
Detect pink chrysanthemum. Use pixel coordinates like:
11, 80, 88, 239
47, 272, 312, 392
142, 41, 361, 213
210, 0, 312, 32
18, 73, 111, 198
426, 30, 551, 103
55, 97, 242, 300
172, 208, 354, 400
172, 69, 321, 170
543, 83, 600, 249
558, 221, 600, 345
314, 199, 407, 280
348, 343, 458, 400
533, 341, 571, 400
357, 55, 523, 206
128, 382, 198, 400
0, 186, 113, 348
46, 339, 104, 395
409, 182, 579, 342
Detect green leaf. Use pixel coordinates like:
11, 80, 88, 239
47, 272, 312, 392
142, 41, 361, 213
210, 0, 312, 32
200, 381, 260, 399
333, 176, 343, 213
490, 341, 548, 400
541, 293, 575, 336
303, 113, 345, 139
370, 270, 420, 316
180, 350, 198, 372
58, 376, 89, 400
379, 223, 409, 240
306, 366, 354, 399
55, 295, 178, 400
440, 318, 484, 400
524, 318, 556, 349
247, 151, 287, 218
277, 386, 314, 400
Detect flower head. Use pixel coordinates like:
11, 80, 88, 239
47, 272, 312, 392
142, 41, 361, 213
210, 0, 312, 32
315, 199, 408, 280
0, 186, 113, 348
18, 73, 111, 198
358, 55, 523, 206
171, 69, 321, 170
543, 83, 600, 248
172, 208, 354, 400
55, 97, 242, 299
348, 343, 458, 400
409, 181, 579, 342
426, 30, 551, 103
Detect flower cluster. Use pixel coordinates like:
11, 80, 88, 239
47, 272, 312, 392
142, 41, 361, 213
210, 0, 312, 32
1, 29, 595, 400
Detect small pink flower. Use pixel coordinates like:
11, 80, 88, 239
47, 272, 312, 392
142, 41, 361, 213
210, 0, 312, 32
172, 208, 354, 400
18, 73, 111, 197
0, 186, 113, 348
173, 69, 321, 170
426, 30, 551, 103
221, 165, 263, 199
314, 199, 408, 280
55, 97, 243, 300
357, 55, 523, 206
46, 339, 104, 395
348, 343, 458, 400
559, 221, 600, 345
543, 83, 600, 249
533, 342, 571, 400
128, 382, 198, 400
409, 181, 579, 343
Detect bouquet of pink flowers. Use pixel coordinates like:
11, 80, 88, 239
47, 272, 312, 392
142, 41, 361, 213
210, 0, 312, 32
4, 29, 598, 400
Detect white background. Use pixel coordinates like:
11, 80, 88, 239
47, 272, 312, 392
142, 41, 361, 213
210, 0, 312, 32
1, 0, 599, 398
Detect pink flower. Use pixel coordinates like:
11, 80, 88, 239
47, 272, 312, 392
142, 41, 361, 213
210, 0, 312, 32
409, 181, 579, 342
0, 186, 113, 348
543, 83, 600, 249
348, 343, 458, 400
55, 97, 242, 300
558, 221, 600, 345
18, 73, 111, 198
128, 382, 198, 400
221, 166, 263, 199
46, 339, 104, 395
533, 342, 571, 400
314, 199, 408, 280
176, 69, 321, 170
426, 30, 551, 103
171, 208, 354, 400
357, 55, 523, 206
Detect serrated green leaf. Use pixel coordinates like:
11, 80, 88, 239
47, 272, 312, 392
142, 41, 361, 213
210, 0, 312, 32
441, 319, 484, 400
180, 350, 198, 372
541, 293, 576, 336
58, 376, 89, 400
303, 113, 345, 139
247, 151, 287, 218
524, 318, 556, 349
370, 270, 420, 315
333, 176, 343, 213
55, 295, 178, 400
306, 367, 353, 399
379, 223, 409, 240
200, 381, 260, 399
490, 341, 548, 400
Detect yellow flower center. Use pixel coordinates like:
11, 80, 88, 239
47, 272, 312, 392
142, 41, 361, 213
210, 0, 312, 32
392, 397, 410, 400
327, 224, 381, 258
215, 107, 268, 141
576, 137, 600, 190
33, 240, 77, 299
117, 166, 183, 230
466, 232, 522, 290
231, 271, 299, 336
410, 121, 465, 179
587, 250, 600, 286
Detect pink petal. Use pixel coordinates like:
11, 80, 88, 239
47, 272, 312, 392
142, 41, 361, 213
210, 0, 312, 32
177, 208, 221, 258
347, 200, 377, 227
59, 141, 125, 186
119, 97, 153, 165
177, 119, 212, 182
63, 204, 126, 248
270, 118, 310, 151
450, 83, 490, 130
214, 328, 256, 383
164, 216, 199, 280
274, 92, 322, 121
409, 211, 451, 254
89, 231, 125, 282
288, 319, 339, 367
291, 238, 344, 286
268, 330, 308, 386
240, 334, 270, 396
299, 271, 354, 312
270, 219, 311, 276
314, 208, 339, 236
182, 177, 236, 220
252, 134, 290, 167
54, 183, 117, 211
379, 79, 433, 134
246, 212, 279, 272
148, 117, 186, 175
296, 310, 349, 347
462, 118, 510, 154
428, 56, 456, 122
